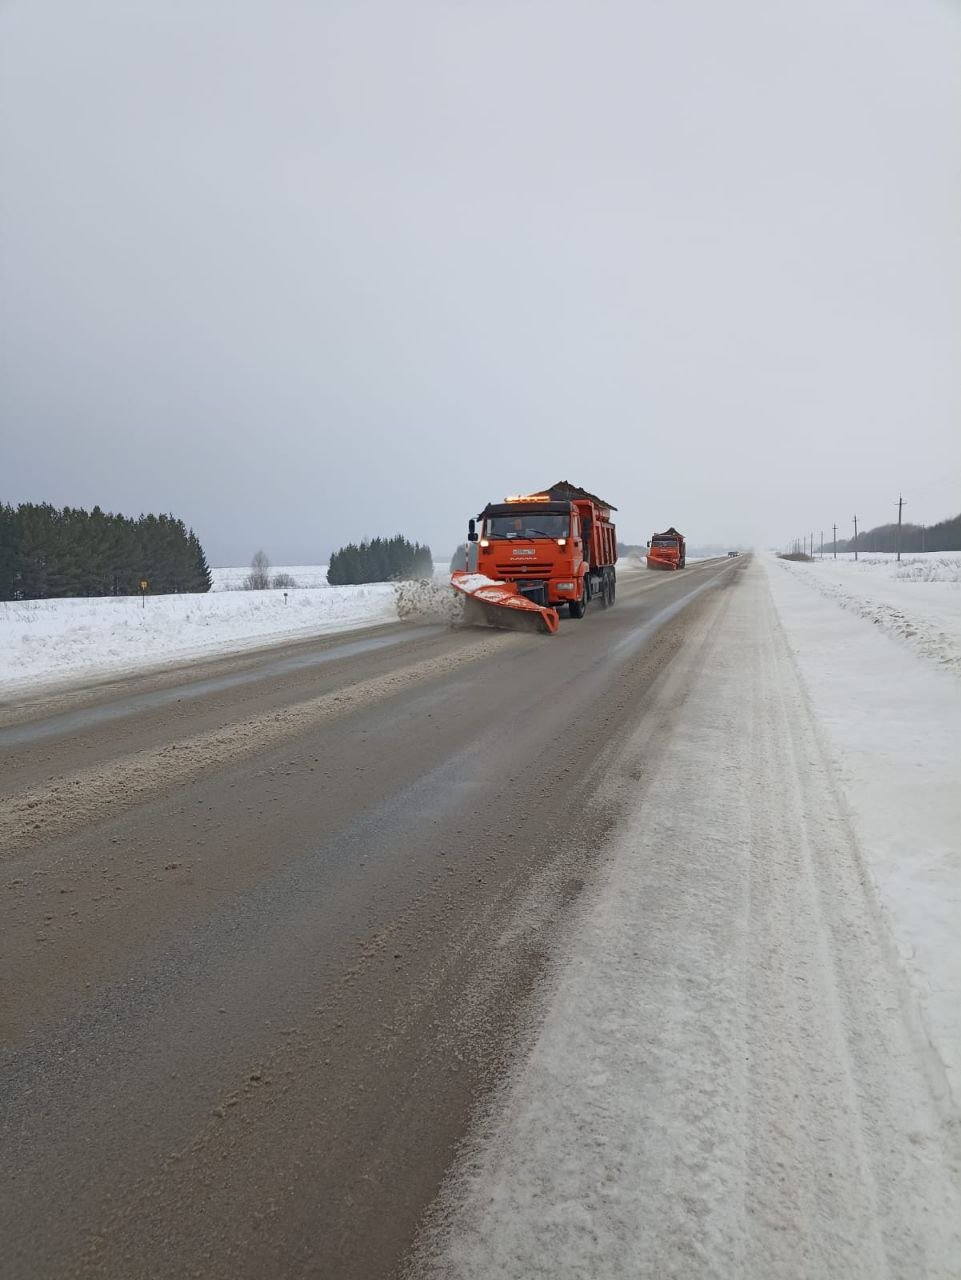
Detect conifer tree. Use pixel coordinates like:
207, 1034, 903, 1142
189, 529, 213, 591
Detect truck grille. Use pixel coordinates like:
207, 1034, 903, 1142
495, 561, 554, 577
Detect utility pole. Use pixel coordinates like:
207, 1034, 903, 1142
832, 523, 837, 559
810, 532, 814, 561
853, 515, 858, 561
820, 530, 823, 558
896, 494, 905, 562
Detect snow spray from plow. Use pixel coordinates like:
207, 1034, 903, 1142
450, 571, 559, 636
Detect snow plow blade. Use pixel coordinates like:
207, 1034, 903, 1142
451, 571, 559, 636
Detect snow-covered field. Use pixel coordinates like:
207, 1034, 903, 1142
0, 574, 399, 697
417, 553, 961, 1278
210, 564, 333, 590
778, 551, 961, 675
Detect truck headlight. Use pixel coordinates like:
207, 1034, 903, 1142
555, 581, 574, 591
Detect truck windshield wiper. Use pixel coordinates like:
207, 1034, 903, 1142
524, 529, 557, 539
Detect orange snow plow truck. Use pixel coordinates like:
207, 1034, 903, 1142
646, 527, 686, 571
452, 481, 618, 635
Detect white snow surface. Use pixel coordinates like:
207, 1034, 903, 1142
210, 563, 333, 590
0, 574, 399, 696
0, 562, 489, 697
416, 556, 961, 1279
776, 552, 961, 676
767, 552, 961, 1102
450, 573, 506, 592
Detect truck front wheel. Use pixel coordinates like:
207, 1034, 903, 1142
568, 582, 587, 619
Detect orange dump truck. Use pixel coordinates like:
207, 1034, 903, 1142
646, 527, 686, 570
452, 481, 618, 634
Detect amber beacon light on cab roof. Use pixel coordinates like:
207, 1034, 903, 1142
451, 481, 618, 636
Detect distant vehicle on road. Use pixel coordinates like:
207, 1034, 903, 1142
727, 551, 740, 558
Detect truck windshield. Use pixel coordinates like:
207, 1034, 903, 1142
485, 513, 570, 539
652, 539, 678, 547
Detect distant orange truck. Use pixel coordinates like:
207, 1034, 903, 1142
646, 527, 686, 570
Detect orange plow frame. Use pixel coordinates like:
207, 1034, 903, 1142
450, 570, 559, 635
645, 551, 679, 570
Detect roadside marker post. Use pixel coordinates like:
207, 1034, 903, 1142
140, 578, 148, 609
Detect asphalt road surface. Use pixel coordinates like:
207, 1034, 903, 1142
1, 558, 741, 1279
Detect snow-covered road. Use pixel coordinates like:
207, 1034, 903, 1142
415, 557, 961, 1279
4, 554, 957, 1277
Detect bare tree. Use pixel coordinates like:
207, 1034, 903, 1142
272, 571, 297, 589
243, 549, 271, 590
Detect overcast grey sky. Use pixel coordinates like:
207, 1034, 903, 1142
2, 0, 959, 563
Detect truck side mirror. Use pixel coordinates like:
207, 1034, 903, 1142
467, 518, 478, 544
647, 540, 651, 548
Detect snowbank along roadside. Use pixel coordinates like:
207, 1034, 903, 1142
776, 551, 961, 676
0, 581, 398, 698
767, 553, 961, 1107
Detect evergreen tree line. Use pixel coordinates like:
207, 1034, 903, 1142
0, 502, 212, 600
828, 511, 960, 555
327, 535, 432, 585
